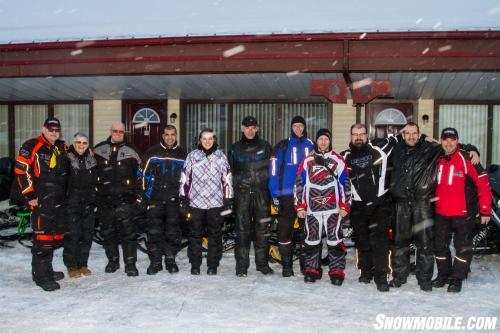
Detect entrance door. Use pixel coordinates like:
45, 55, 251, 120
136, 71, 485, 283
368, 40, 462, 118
125, 102, 165, 154
365, 102, 414, 140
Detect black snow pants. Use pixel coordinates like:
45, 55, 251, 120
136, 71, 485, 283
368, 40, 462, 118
146, 198, 182, 265
350, 201, 391, 283
392, 199, 434, 283
188, 207, 223, 269
277, 196, 299, 269
97, 197, 137, 266
434, 214, 474, 281
31, 183, 66, 285
234, 189, 271, 272
63, 193, 95, 269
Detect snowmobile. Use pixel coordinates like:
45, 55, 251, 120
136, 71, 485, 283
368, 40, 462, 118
472, 164, 500, 255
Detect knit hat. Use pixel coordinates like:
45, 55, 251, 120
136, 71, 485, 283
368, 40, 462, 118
291, 116, 306, 127
315, 128, 332, 152
316, 128, 332, 142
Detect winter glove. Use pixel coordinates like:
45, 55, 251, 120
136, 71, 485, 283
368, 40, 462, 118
179, 197, 190, 219
271, 198, 281, 214
221, 198, 234, 217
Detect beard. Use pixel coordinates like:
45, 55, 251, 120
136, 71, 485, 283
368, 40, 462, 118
353, 140, 365, 149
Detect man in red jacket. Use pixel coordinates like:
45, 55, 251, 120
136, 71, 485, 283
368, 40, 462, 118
433, 128, 491, 293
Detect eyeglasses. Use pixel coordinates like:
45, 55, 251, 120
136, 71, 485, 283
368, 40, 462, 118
112, 129, 125, 134
74, 141, 88, 145
47, 128, 61, 133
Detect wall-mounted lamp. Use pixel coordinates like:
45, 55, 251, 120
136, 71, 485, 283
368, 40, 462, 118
169, 113, 178, 124
422, 114, 429, 125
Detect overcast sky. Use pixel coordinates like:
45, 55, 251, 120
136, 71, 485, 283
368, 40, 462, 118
1, 0, 499, 43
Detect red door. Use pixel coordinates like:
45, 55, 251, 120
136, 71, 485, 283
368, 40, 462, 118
365, 102, 414, 140
125, 102, 165, 154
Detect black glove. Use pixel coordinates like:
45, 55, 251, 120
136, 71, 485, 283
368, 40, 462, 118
179, 197, 190, 218
221, 198, 233, 216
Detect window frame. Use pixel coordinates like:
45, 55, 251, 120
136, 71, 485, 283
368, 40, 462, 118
434, 100, 500, 166
4, 100, 93, 159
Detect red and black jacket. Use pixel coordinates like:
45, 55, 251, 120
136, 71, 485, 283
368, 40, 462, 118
14, 135, 68, 202
436, 149, 491, 217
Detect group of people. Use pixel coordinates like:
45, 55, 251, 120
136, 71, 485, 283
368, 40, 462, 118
14, 115, 492, 294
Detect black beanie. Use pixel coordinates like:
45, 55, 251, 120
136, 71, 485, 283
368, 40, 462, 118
314, 128, 332, 152
316, 128, 332, 142
290, 115, 307, 138
291, 116, 306, 127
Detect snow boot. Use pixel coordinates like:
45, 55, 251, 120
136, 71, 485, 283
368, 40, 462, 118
165, 260, 179, 274
37, 280, 60, 292
389, 276, 407, 288
329, 272, 345, 286
257, 266, 274, 275
358, 271, 373, 284
125, 263, 139, 277
68, 267, 81, 278
191, 266, 201, 275
419, 280, 432, 292
79, 267, 92, 276
447, 279, 462, 293
236, 270, 247, 277
53, 271, 65, 281
146, 263, 162, 275
207, 267, 217, 275
105, 261, 120, 273
432, 276, 449, 288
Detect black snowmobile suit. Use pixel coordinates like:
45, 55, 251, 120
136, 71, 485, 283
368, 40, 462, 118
228, 134, 273, 273
63, 145, 98, 270
142, 141, 187, 267
14, 134, 69, 285
389, 135, 442, 284
93, 137, 141, 267
340, 142, 392, 283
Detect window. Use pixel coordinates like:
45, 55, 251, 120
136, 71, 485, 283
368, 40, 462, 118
493, 105, 500, 165
54, 104, 90, 145
132, 108, 161, 124
183, 102, 329, 152
0, 105, 8, 157
14, 105, 48, 153
438, 104, 488, 166
184, 104, 228, 151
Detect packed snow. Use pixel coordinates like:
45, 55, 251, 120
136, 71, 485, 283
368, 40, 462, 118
1, 241, 499, 333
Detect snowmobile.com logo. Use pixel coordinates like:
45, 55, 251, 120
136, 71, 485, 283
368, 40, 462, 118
373, 314, 497, 331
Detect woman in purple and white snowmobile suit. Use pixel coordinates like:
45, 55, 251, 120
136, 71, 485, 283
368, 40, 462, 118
179, 128, 233, 276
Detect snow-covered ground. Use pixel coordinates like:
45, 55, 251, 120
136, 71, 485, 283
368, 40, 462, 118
0, 242, 499, 333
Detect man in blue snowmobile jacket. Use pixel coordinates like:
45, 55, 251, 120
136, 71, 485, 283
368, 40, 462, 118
142, 125, 186, 275
269, 115, 314, 277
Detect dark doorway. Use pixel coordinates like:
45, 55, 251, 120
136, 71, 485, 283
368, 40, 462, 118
365, 102, 414, 140
124, 101, 166, 154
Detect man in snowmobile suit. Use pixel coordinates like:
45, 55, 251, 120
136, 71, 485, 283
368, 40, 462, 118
295, 128, 351, 285
340, 124, 392, 292
228, 116, 274, 277
387, 122, 479, 291
269, 116, 314, 277
14, 117, 69, 291
94, 122, 142, 277
432, 127, 491, 293
142, 125, 186, 275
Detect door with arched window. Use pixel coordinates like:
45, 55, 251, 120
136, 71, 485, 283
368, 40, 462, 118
125, 102, 165, 153
366, 102, 414, 140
